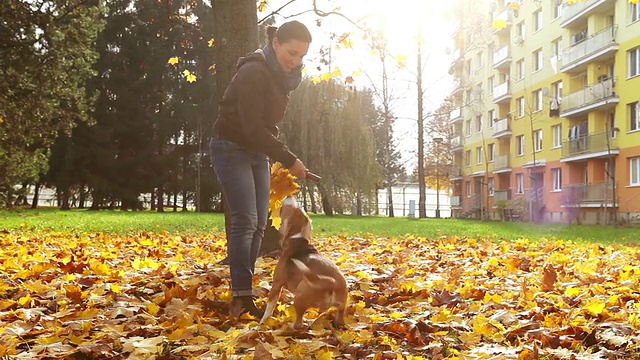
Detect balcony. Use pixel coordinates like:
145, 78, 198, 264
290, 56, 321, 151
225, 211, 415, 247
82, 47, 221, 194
492, 8, 512, 34
560, 131, 620, 162
562, 183, 616, 207
449, 107, 463, 125
492, 45, 511, 70
560, 26, 618, 73
493, 189, 511, 203
492, 81, 511, 104
449, 48, 464, 75
561, 0, 615, 28
450, 77, 468, 98
452, 136, 464, 152
449, 166, 463, 181
559, 77, 619, 117
492, 117, 512, 139
493, 155, 512, 174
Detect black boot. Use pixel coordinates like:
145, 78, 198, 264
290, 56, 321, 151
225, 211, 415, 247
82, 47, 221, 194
229, 296, 264, 319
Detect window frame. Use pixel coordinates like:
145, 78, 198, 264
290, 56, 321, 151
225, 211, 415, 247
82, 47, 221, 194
488, 177, 495, 196
488, 143, 496, 162
533, 89, 543, 112
631, 102, 640, 132
465, 150, 472, 167
631, 2, 640, 23
516, 59, 525, 80
466, 181, 472, 197
533, 9, 543, 32
630, 47, 640, 78
552, 168, 562, 191
476, 115, 483, 132
476, 146, 484, 165
534, 129, 543, 152
552, 124, 562, 148
516, 135, 525, 156
533, 48, 543, 72
516, 173, 525, 194
631, 157, 640, 186
517, 97, 525, 118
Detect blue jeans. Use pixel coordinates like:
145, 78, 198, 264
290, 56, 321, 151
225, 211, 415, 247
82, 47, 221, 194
210, 136, 270, 297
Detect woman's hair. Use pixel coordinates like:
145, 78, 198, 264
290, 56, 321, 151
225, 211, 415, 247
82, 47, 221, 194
267, 21, 312, 45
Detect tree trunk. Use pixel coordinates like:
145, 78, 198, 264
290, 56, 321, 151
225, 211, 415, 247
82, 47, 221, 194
157, 185, 165, 212
60, 186, 70, 210
150, 189, 156, 211
31, 182, 40, 209
319, 184, 333, 216
173, 192, 178, 212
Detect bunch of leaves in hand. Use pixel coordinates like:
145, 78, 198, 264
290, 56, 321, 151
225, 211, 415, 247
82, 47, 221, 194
269, 162, 300, 228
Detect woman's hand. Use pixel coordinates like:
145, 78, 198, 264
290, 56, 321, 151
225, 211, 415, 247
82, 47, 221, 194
288, 159, 307, 179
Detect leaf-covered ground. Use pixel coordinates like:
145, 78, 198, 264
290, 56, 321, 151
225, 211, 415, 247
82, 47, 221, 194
1, 229, 640, 359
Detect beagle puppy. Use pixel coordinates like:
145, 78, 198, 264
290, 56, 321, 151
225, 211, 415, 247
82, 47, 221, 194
260, 196, 348, 329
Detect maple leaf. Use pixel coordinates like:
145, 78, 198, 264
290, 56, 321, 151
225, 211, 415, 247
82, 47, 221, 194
208, 38, 215, 47
492, 19, 508, 30
168, 56, 179, 65
186, 73, 197, 83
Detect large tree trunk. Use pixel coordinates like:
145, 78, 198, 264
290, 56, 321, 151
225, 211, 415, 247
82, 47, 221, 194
213, 0, 280, 257
31, 182, 40, 209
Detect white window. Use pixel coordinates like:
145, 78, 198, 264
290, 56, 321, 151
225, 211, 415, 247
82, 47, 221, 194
476, 51, 484, 70
533, 89, 543, 112
552, 168, 562, 191
465, 119, 472, 136
476, 146, 484, 164
516, 59, 525, 80
517, 22, 526, 41
630, 47, 640, 78
516, 173, 525, 194
552, 124, 562, 148
631, 102, 640, 131
488, 76, 495, 95
488, 143, 495, 162
466, 60, 472, 76
466, 181, 472, 197
533, 9, 543, 32
465, 150, 472, 167
609, 113, 617, 139
517, 97, 525, 118
552, 80, 563, 99
476, 115, 483, 132
631, 2, 640, 23
533, 49, 543, 72
488, 177, 495, 196
631, 157, 640, 186
517, 135, 525, 156
552, 38, 563, 59
553, 1, 563, 19
488, 109, 495, 128
534, 129, 543, 152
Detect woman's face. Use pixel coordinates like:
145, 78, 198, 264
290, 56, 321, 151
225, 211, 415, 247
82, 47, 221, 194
272, 38, 309, 73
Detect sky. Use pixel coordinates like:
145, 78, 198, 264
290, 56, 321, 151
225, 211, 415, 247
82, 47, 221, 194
260, 0, 456, 172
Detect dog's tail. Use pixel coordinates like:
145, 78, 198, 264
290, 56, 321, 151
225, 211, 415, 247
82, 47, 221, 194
290, 258, 335, 291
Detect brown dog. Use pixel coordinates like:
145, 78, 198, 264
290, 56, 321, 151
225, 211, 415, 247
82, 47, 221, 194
260, 196, 348, 329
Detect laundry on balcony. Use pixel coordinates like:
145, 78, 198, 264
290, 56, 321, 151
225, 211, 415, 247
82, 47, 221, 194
568, 122, 588, 150
549, 97, 561, 117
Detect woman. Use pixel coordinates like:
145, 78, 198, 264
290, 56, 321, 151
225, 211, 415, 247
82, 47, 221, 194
210, 21, 312, 318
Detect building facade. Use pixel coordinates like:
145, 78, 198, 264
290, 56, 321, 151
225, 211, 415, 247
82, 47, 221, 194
448, 0, 640, 224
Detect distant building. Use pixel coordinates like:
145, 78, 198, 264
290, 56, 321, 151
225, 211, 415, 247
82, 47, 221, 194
377, 183, 451, 218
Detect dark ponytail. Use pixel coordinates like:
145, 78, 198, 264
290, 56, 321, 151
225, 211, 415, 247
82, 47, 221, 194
268, 20, 312, 45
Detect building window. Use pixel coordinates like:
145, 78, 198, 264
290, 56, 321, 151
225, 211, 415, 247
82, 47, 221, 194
552, 168, 562, 191
552, 80, 563, 99
466, 60, 472, 76
516, 59, 525, 80
533, 9, 543, 32
465, 89, 472, 105
476, 51, 484, 70
517, 97, 525, 118
631, 2, 640, 23
476, 146, 484, 164
516, 135, 525, 156
631, 158, 640, 186
553, 1, 563, 19
534, 129, 543, 152
465, 150, 472, 167
465, 119, 472, 136
631, 102, 640, 131
533, 89, 543, 112
516, 173, 525, 194
476, 115, 483, 132
551, 37, 563, 59
466, 181, 472, 197
517, 22, 526, 42
609, 113, 617, 139
552, 124, 562, 148
488, 76, 495, 95
488, 177, 495, 196
630, 47, 640, 78
533, 49, 543, 72
488, 143, 495, 162
488, 109, 495, 128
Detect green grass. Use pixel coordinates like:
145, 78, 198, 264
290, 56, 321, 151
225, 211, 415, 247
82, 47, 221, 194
1, 208, 639, 245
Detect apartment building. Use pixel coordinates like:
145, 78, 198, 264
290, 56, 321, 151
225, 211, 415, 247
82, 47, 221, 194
448, 0, 640, 224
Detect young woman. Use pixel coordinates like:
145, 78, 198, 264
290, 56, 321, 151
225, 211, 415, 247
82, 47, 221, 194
210, 21, 312, 318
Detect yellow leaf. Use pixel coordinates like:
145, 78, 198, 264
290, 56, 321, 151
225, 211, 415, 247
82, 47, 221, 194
507, 1, 521, 10
183, 69, 191, 76
584, 298, 606, 316
565, 287, 581, 297
18, 294, 31, 306
492, 19, 507, 30
168, 56, 179, 65
332, 68, 342, 77
111, 284, 121, 293
318, 348, 333, 360
186, 73, 197, 83
208, 38, 215, 47
312, 75, 322, 84
630, 0, 638, 4
321, 72, 332, 81
147, 302, 160, 316
0, 117, 4, 123
390, 311, 404, 319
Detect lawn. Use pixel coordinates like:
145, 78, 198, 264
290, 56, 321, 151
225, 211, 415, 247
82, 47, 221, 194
1, 208, 639, 245
2, 209, 640, 359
